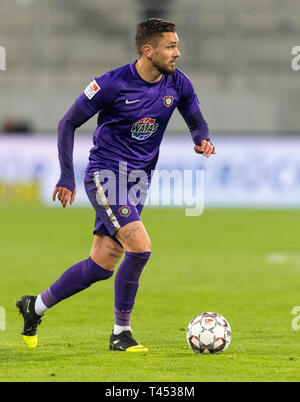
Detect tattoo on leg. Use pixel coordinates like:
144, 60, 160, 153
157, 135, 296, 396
106, 245, 123, 260
122, 224, 141, 240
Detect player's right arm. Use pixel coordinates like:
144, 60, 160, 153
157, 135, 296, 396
53, 76, 113, 208
52, 101, 91, 208
176, 70, 216, 158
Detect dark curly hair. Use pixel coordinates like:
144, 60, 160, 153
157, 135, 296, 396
135, 18, 176, 56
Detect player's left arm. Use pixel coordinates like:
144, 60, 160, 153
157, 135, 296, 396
182, 109, 216, 158
177, 72, 216, 158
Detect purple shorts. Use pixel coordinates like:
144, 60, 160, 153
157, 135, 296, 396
84, 169, 150, 246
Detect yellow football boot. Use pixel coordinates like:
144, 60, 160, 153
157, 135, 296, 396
22, 335, 38, 349
109, 331, 148, 352
16, 296, 42, 349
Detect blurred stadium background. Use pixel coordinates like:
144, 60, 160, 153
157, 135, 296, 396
0, 0, 300, 206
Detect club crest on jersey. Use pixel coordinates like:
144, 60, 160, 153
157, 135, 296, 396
118, 206, 131, 217
163, 95, 174, 108
131, 118, 159, 141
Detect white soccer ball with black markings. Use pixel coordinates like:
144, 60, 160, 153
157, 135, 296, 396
186, 312, 231, 354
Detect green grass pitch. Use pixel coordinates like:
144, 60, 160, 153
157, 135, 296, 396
0, 204, 300, 382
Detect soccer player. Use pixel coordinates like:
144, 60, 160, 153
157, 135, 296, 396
17, 18, 215, 352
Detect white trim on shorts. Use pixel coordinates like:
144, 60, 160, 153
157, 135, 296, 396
93, 171, 121, 232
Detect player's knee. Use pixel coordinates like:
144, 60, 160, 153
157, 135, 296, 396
142, 239, 152, 253
90, 235, 124, 271
91, 252, 122, 272
146, 238, 152, 252
124, 250, 151, 273
127, 239, 151, 253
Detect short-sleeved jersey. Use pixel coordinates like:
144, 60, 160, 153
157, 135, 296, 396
76, 61, 200, 175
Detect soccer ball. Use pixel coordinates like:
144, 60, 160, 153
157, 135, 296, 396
186, 312, 231, 354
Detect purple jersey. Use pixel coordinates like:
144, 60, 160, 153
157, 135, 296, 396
76, 61, 203, 175
55, 61, 211, 240
56, 61, 210, 192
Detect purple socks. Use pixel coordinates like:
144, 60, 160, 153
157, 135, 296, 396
40, 252, 151, 330
114, 251, 151, 326
41, 257, 113, 308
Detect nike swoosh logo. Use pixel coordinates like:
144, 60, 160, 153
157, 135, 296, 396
25, 299, 31, 314
125, 99, 140, 104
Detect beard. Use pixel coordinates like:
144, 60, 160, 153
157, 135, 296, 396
152, 59, 175, 75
